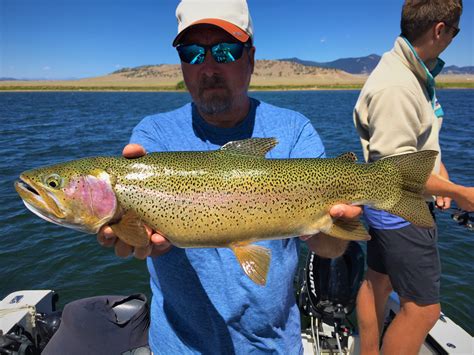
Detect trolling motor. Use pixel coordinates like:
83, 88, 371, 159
297, 242, 365, 355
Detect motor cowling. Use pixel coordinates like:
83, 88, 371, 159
298, 241, 365, 325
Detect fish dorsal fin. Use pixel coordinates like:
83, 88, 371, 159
336, 152, 358, 162
220, 138, 278, 158
110, 210, 150, 248
231, 243, 271, 286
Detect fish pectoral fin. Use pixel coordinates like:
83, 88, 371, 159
231, 243, 271, 286
110, 210, 150, 248
326, 219, 371, 241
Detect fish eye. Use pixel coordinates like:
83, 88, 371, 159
45, 174, 63, 189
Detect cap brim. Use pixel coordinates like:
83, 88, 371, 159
173, 18, 250, 46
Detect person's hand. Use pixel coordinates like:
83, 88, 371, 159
299, 204, 362, 258
299, 204, 363, 242
455, 186, 474, 212
435, 196, 452, 210
96, 143, 173, 259
328, 204, 363, 220
97, 224, 172, 259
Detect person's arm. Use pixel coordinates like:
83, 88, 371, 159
425, 169, 474, 211
432, 162, 451, 209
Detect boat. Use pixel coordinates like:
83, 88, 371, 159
1, 241, 472, 354
2, 205, 473, 355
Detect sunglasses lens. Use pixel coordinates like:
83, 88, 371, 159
177, 44, 206, 64
177, 42, 247, 65
211, 43, 245, 64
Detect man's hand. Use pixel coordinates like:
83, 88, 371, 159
122, 143, 147, 158
97, 225, 172, 259
300, 204, 363, 258
328, 204, 362, 220
96, 143, 172, 259
435, 196, 452, 210
455, 186, 474, 212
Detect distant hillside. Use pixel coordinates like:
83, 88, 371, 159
442, 66, 474, 75
282, 56, 474, 76
280, 55, 381, 74
102, 60, 364, 87
1, 59, 472, 90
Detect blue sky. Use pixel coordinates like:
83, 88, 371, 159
1, 0, 473, 79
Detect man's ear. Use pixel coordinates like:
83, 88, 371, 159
433, 22, 445, 39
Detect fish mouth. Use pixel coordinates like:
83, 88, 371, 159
16, 179, 40, 196
15, 175, 66, 220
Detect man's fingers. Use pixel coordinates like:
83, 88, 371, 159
149, 233, 172, 257
436, 196, 445, 209
444, 197, 452, 209
436, 196, 451, 210
123, 144, 146, 159
329, 204, 362, 219
151, 233, 170, 245
134, 244, 153, 260
97, 226, 117, 247
115, 239, 134, 258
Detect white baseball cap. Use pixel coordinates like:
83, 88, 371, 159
172, 0, 254, 47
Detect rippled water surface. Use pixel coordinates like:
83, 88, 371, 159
1, 90, 472, 334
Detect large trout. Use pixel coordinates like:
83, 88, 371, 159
15, 138, 437, 285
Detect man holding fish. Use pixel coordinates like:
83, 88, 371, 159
13, 0, 443, 354
97, 1, 363, 353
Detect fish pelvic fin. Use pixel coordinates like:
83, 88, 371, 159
220, 138, 278, 158
110, 210, 150, 247
231, 243, 271, 286
326, 219, 371, 241
379, 150, 438, 228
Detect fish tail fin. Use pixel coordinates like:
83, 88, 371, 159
379, 150, 438, 228
231, 243, 271, 286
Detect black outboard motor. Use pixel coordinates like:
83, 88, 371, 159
297, 241, 365, 354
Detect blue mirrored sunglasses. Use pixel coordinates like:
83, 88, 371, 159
176, 42, 251, 65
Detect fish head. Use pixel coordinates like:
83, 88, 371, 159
14, 159, 117, 234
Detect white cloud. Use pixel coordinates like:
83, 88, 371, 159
114, 64, 122, 69
320, 37, 327, 43
42, 66, 51, 71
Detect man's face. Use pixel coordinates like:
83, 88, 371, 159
178, 25, 255, 116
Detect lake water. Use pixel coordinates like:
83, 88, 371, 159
1, 90, 472, 335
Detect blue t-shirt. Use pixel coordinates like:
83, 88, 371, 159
130, 98, 325, 354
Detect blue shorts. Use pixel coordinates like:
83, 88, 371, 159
367, 224, 440, 305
